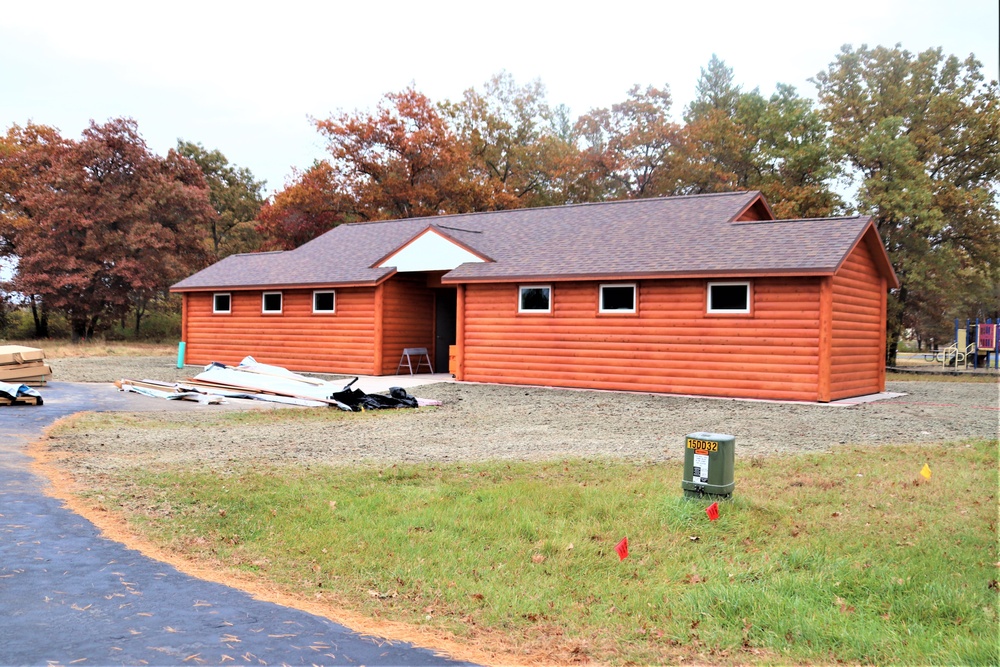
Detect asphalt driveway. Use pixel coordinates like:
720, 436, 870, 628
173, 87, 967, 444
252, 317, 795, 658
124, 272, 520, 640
0, 382, 473, 666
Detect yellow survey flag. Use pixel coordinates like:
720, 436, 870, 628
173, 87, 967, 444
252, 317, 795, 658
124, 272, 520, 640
920, 463, 932, 480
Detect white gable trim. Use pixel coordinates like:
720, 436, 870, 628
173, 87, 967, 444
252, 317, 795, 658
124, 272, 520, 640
376, 227, 486, 272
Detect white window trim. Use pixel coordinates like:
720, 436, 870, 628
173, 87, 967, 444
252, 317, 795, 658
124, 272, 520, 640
599, 283, 637, 314
213, 292, 231, 314
707, 281, 751, 314
262, 291, 283, 314
518, 284, 552, 313
312, 290, 336, 314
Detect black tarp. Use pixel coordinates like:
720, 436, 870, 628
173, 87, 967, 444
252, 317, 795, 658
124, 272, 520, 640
330, 382, 419, 412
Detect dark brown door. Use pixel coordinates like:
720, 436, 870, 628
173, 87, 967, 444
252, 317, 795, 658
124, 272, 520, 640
434, 288, 457, 372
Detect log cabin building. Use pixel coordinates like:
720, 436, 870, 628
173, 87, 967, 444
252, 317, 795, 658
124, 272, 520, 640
171, 191, 898, 402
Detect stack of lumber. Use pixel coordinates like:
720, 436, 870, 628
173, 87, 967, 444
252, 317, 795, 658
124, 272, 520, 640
0, 345, 51, 386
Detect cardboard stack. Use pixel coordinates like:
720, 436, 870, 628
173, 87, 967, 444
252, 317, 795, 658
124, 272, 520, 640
0, 345, 51, 386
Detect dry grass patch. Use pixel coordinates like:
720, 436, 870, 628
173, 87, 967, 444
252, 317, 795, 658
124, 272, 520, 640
2, 338, 175, 358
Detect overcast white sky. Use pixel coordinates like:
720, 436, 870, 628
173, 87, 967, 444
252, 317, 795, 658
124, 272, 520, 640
2, 0, 997, 195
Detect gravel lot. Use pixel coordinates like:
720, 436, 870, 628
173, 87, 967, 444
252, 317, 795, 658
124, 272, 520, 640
48, 356, 349, 384
43, 356, 999, 474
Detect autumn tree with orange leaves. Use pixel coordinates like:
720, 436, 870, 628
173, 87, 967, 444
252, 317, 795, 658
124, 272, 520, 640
313, 87, 491, 221
254, 161, 348, 251
575, 84, 683, 200
448, 72, 579, 208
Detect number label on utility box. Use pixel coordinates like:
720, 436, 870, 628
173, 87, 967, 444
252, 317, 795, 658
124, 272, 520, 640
687, 438, 719, 452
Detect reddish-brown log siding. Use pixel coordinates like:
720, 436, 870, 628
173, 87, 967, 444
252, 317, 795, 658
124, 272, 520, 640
184, 288, 376, 374
380, 274, 436, 374
829, 239, 885, 399
181, 259, 886, 401
462, 278, 822, 401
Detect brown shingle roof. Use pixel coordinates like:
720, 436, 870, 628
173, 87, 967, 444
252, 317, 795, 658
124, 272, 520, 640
171, 191, 888, 290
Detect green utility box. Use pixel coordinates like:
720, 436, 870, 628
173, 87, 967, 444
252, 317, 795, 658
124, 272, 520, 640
682, 432, 735, 499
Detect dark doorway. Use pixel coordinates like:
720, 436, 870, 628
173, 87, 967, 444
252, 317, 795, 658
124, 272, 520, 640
434, 288, 457, 372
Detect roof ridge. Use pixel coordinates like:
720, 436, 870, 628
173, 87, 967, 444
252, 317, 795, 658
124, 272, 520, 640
340, 191, 760, 228
229, 250, 285, 256
734, 214, 867, 225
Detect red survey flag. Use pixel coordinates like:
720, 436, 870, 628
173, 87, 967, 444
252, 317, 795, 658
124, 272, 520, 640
615, 537, 629, 561
706, 502, 720, 521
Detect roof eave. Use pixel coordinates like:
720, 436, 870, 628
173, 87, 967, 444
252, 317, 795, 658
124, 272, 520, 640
170, 270, 397, 293
441, 267, 838, 285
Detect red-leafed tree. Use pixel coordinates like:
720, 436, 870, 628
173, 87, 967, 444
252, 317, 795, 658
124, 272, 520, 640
2, 118, 215, 339
254, 161, 347, 251
1, 122, 71, 336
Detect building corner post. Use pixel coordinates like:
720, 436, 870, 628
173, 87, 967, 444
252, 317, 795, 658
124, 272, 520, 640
878, 276, 888, 391
179, 292, 189, 365
373, 283, 385, 376
455, 284, 466, 381
818, 277, 833, 402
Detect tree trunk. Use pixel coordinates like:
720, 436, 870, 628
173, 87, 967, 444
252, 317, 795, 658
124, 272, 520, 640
71, 316, 88, 343
885, 288, 906, 367
887, 333, 900, 368
86, 315, 99, 339
213, 221, 221, 256
133, 295, 148, 338
30, 296, 49, 338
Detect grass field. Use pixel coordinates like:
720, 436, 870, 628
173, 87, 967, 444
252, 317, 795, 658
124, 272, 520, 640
74, 439, 998, 665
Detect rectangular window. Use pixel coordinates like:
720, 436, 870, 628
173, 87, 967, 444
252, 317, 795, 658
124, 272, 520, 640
313, 290, 335, 313
518, 285, 551, 313
707, 282, 751, 313
213, 293, 231, 314
262, 291, 283, 314
599, 283, 636, 313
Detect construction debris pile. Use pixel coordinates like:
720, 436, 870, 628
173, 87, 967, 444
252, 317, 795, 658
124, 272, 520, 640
119, 356, 432, 411
0, 380, 43, 406
0, 345, 51, 386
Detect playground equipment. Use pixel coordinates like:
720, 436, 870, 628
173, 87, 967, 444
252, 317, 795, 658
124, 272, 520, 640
939, 328, 974, 369
933, 319, 999, 369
